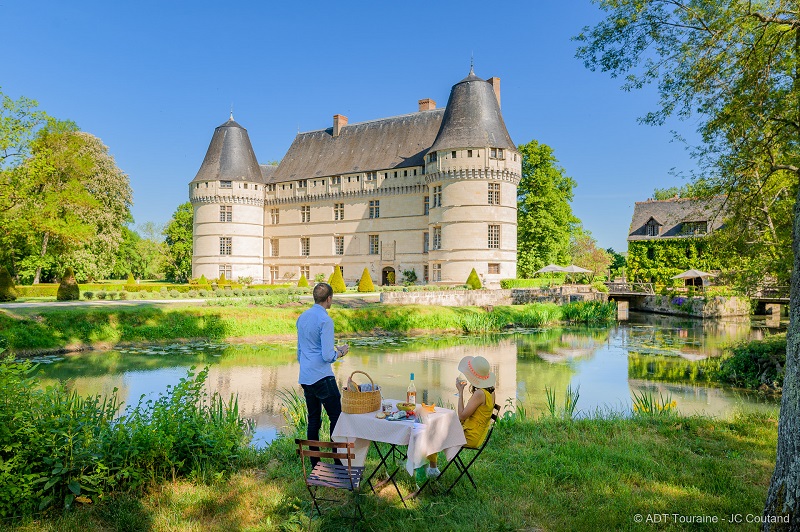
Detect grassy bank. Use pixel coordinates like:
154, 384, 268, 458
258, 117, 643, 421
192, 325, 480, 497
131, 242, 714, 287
0, 301, 615, 353
8, 409, 777, 531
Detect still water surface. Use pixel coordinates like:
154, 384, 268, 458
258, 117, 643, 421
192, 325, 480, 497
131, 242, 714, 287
29, 312, 781, 447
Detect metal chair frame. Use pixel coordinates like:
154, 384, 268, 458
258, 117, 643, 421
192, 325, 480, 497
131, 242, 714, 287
295, 439, 365, 525
412, 403, 500, 497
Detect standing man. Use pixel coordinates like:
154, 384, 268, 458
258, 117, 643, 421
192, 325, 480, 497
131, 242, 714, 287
297, 283, 349, 450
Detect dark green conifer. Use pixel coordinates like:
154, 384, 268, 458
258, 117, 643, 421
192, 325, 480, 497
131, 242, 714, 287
57, 267, 80, 301
0, 266, 18, 302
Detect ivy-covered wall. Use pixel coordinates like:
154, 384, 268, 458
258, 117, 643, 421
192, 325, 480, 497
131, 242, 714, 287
627, 238, 723, 285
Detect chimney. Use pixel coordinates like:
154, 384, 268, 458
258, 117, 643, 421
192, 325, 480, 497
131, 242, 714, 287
488, 77, 501, 108
418, 98, 436, 111
333, 114, 348, 137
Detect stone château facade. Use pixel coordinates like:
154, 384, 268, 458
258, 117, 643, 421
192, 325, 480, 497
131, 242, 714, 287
190, 69, 520, 286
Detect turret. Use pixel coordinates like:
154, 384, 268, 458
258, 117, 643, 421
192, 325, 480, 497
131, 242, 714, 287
190, 116, 266, 283
424, 69, 520, 286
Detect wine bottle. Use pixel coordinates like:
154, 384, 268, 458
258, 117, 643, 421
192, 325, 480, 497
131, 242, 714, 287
407, 373, 417, 405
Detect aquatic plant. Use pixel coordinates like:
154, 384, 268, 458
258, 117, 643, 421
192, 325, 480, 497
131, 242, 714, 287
630, 390, 677, 416
544, 385, 580, 419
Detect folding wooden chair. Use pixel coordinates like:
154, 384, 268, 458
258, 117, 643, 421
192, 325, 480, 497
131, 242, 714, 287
295, 439, 365, 524
438, 403, 501, 494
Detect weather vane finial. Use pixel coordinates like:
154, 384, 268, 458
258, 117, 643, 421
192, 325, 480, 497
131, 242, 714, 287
470, 53, 474, 74
230, 103, 234, 121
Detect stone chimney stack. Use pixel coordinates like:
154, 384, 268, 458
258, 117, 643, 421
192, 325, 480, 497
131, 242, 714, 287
488, 77, 501, 108
418, 98, 436, 111
333, 114, 348, 137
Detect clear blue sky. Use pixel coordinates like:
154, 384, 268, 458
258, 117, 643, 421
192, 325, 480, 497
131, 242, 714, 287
2, 0, 699, 252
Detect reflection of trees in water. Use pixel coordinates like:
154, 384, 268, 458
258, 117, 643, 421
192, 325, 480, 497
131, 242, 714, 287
515, 327, 610, 362
624, 313, 754, 358
627, 353, 723, 384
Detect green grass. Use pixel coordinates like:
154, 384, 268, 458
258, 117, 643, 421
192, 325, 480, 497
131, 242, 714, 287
0, 302, 616, 353
7, 410, 777, 531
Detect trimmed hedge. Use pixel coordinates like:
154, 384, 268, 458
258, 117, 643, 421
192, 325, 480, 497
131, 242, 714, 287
0, 266, 17, 302
357, 268, 375, 292
329, 266, 346, 293
465, 268, 482, 289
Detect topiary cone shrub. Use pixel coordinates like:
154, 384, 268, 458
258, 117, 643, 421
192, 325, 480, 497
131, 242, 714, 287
0, 266, 18, 302
357, 268, 375, 292
57, 267, 80, 301
465, 268, 482, 290
328, 266, 347, 293
125, 272, 137, 292
297, 274, 309, 287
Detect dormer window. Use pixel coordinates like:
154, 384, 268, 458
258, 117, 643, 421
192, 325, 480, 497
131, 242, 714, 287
428, 152, 437, 163
645, 219, 662, 236
489, 148, 505, 160
220, 180, 232, 189
681, 221, 708, 235
298, 179, 307, 188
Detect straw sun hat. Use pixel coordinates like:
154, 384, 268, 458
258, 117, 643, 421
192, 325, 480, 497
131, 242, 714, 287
458, 356, 496, 388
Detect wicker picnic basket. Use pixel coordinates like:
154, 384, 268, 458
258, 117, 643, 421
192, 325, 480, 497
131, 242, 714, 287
341, 371, 381, 414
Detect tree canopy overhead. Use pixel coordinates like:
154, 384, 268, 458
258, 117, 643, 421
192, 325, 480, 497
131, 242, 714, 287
577, 0, 798, 522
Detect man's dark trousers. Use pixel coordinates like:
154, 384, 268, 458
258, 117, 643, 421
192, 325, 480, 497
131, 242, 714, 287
301, 375, 341, 465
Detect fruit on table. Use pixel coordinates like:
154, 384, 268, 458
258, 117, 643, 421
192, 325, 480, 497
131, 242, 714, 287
396, 402, 415, 411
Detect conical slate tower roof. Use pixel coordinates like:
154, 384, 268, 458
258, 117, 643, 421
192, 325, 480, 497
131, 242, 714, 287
428, 69, 516, 153
191, 116, 264, 183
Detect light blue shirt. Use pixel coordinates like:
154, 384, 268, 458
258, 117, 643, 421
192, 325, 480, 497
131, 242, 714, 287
297, 304, 339, 385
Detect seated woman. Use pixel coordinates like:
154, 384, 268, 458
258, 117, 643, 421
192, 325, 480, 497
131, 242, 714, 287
426, 355, 496, 478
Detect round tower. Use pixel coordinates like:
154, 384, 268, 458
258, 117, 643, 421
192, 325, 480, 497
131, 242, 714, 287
424, 69, 520, 286
189, 116, 266, 283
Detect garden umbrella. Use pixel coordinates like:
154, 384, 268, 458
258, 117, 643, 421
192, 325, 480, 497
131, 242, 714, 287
562, 265, 592, 273
671, 269, 716, 279
534, 264, 567, 274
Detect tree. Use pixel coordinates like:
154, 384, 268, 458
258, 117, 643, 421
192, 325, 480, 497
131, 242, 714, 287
357, 268, 375, 292
517, 140, 578, 278
297, 274, 309, 288
465, 268, 482, 289
577, 2, 799, 523
163, 203, 193, 283
0, 266, 17, 302
606, 248, 626, 279
3, 118, 131, 283
328, 266, 346, 293
56, 267, 79, 301
569, 227, 611, 282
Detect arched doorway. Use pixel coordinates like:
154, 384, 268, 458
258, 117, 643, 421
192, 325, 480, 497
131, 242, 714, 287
381, 267, 396, 286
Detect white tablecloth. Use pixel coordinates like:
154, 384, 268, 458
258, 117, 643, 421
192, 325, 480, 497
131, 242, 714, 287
332, 400, 466, 475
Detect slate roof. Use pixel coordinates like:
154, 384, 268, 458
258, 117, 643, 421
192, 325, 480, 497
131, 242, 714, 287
429, 69, 516, 153
191, 118, 265, 183
269, 109, 444, 183
627, 196, 727, 240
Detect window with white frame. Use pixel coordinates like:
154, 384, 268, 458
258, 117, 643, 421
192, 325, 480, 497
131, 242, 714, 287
488, 183, 500, 205
270, 238, 279, 257
220, 180, 232, 188
219, 264, 232, 279
219, 237, 232, 255
432, 263, 442, 282
432, 185, 442, 207
369, 200, 380, 219
300, 266, 310, 278
334, 236, 344, 255
271, 208, 279, 224
220, 205, 232, 222
488, 225, 500, 249
369, 235, 379, 255
334, 203, 344, 220
301, 205, 311, 223
432, 226, 442, 250
489, 148, 505, 160
301, 237, 310, 257
269, 266, 278, 283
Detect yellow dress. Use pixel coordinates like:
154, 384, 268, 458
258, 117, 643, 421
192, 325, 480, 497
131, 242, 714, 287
461, 388, 494, 448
